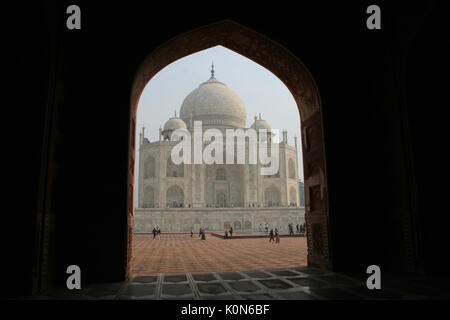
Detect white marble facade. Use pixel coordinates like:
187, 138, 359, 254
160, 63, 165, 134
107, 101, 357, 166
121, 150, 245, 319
136, 66, 304, 232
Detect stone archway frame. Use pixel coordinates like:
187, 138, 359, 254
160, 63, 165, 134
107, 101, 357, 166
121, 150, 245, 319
127, 20, 331, 277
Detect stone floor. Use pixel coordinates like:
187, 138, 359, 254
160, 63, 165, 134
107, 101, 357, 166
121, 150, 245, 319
132, 233, 308, 275
29, 266, 450, 300
17, 234, 450, 300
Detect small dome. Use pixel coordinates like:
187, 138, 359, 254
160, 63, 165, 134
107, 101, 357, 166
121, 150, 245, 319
251, 118, 272, 132
163, 117, 187, 132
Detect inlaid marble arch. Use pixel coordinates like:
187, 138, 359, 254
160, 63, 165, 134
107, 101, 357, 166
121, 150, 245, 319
128, 20, 330, 277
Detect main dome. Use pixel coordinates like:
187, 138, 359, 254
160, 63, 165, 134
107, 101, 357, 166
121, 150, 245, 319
179, 71, 247, 129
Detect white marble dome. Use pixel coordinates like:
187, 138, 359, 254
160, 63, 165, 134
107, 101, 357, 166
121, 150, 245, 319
251, 117, 272, 132
180, 74, 247, 129
163, 116, 187, 131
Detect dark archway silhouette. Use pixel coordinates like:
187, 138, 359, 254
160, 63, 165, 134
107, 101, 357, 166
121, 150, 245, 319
127, 20, 330, 278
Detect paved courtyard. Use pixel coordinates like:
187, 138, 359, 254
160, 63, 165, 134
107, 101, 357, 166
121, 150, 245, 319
33, 267, 450, 300
132, 233, 307, 276
21, 234, 450, 300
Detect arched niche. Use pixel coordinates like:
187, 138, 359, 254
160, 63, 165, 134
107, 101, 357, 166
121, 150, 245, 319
127, 20, 331, 277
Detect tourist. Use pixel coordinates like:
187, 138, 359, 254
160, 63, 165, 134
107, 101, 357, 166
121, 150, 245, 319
265, 223, 269, 233
224, 230, 228, 239
276, 229, 280, 243
199, 228, 202, 237
201, 229, 206, 240
152, 227, 156, 239
229, 227, 233, 239
259, 224, 262, 232
269, 229, 275, 242
190, 228, 193, 238
296, 224, 299, 233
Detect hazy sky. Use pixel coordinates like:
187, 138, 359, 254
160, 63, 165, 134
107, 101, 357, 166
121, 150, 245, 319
135, 46, 304, 205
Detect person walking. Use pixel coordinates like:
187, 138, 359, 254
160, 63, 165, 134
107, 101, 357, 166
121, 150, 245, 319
259, 224, 262, 232
199, 227, 202, 237
201, 228, 206, 240
190, 228, 193, 238
265, 222, 269, 233
152, 227, 156, 239
229, 227, 233, 239
224, 230, 228, 239
269, 229, 275, 242
276, 229, 280, 243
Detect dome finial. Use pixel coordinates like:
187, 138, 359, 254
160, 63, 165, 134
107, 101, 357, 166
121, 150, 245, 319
211, 60, 215, 78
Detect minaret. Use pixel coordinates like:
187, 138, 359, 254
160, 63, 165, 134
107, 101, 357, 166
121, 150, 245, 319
140, 125, 145, 145
283, 129, 288, 143
159, 125, 162, 143
294, 135, 298, 150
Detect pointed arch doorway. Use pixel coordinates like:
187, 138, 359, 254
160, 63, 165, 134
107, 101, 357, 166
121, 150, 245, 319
127, 20, 330, 278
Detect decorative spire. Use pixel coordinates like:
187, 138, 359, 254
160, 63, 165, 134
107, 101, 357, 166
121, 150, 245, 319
174, 110, 177, 117
211, 61, 215, 78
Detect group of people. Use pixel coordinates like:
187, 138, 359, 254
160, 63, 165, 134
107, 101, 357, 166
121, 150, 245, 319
258, 223, 270, 233
152, 226, 161, 239
190, 227, 206, 240
289, 222, 306, 235
268, 228, 280, 243
224, 227, 233, 239
257, 222, 306, 235
296, 223, 306, 233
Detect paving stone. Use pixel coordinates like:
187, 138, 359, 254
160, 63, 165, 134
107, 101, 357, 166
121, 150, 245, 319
132, 234, 307, 275
120, 284, 156, 297
201, 295, 238, 300
292, 267, 327, 275
240, 293, 276, 300
163, 274, 187, 283
258, 279, 293, 289
192, 273, 217, 282
197, 283, 228, 294
218, 272, 244, 280
309, 288, 364, 300
286, 277, 328, 288
161, 296, 196, 300
278, 291, 317, 300
243, 271, 273, 279
269, 270, 300, 277
162, 284, 193, 296
132, 276, 158, 283
229, 281, 261, 292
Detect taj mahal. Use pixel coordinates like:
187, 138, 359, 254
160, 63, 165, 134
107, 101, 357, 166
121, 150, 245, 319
134, 64, 305, 233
